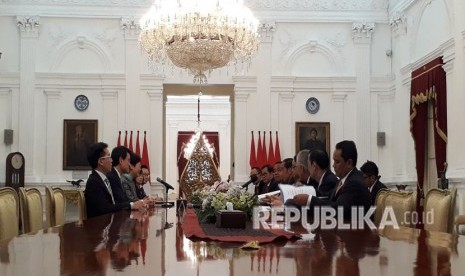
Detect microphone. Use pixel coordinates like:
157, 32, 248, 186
241, 179, 254, 188
156, 177, 174, 190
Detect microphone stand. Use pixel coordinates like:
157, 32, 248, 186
161, 185, 173, 208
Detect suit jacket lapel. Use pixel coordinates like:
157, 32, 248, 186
93, 170, 113, 202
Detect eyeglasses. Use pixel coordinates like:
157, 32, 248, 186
99, 155, 111, 160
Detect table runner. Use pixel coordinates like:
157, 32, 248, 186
183, 209, 300, 243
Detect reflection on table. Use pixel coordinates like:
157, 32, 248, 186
0, 207, 464, 276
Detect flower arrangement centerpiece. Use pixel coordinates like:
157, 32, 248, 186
189, 180, 258, 223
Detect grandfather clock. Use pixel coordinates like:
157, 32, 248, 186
5, 152, 25, 192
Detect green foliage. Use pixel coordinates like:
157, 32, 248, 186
188, 183, 258, 223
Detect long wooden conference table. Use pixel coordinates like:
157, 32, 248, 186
0, 206, 463, 276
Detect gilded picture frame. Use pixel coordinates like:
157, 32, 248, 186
63, 119, 98, 170
295, 122, 330, 155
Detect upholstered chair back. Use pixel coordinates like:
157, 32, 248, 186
19, 187, 44, 233
380, 190, 416, 228
45, 186, 66, 227
424, 188, 456, 233
77, 190, 86, 222
374, 189, 389, 227
0, 187, 20, 241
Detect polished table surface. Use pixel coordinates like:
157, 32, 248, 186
1, 207, 464, 276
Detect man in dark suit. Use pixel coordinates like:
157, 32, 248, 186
294, 149, 319, 187
84, 142, 145, 218
308, 150, 338, 198
294, 140, 371, 219
274, 158, 295, 185
257, 164, 279, 195
360, 161, 387, 205
107, 146, 132, 204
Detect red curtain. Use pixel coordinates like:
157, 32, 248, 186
177, 131, 220, 180
410, 57, 448, 228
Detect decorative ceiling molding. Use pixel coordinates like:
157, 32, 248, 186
390, 13, 407, 36
271, 76, 357, 94
2, 0, 152, 6
285, 40, 343, 74
50, 35, 112, 72
352, 22, 375, 44
0, 0, 389, 23
16, 16, 40, 37
246, 0, 388, 11
120, 16, 140, 39
388, 0, 416, 18
2, 0, 388, 10
258, 22, 276, 43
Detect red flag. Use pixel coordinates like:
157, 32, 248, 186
274, 131, 281, 162
129, 130, 134, 152
117, 131, 121, 147
141, 131, 150, 170
124, 131, 128, 148
256, 131, 263, 168
135, 131, 141, 156
262, 131, 268, 166
249, 131, 257, 169
268, 131, 275, 165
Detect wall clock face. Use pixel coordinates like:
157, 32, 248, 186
74, 95, 89, 111
11, 153, 24, 169
306, 97, 320, 114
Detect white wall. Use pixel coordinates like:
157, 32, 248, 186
0, 0, 464, 198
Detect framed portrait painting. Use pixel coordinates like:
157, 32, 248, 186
295, 122, 330, 155
63, 119, 98, 170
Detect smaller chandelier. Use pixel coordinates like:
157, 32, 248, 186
139, 0, 259, 79
183, 130, 215, 160
183, 92, 215, 159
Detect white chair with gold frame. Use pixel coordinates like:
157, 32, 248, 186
379, 190, 417, 228
0, 187, 20, 241
77, 190, 86, 222
455, 215, 465, 234
45, 186, 66, 228
423, 188, 456, 233
374, 189, 389, 227
18, 187, 44, 233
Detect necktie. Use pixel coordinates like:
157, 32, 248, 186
104, 179, 115, 204
334, 180, 344, 197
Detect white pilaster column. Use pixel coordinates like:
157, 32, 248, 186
166, 120, 179, 194
352, 22, 374, 163
377, 92, 395, 173
147, 88, 164, 181
43, 90, 61, 182
100, 91, 118, 145
121, 17, 141, 128
17, 16, 40, 182
277, 92, 294, 158
232, 76, 256, 181
217, 120, 231, 180
0, 89, 12, 182
396, 74, 411, 180
256, 23, 275, 130
234, 92, 250, 182
331, 93, 348, 145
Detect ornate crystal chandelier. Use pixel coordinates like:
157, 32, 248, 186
139, 0, 260, 83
